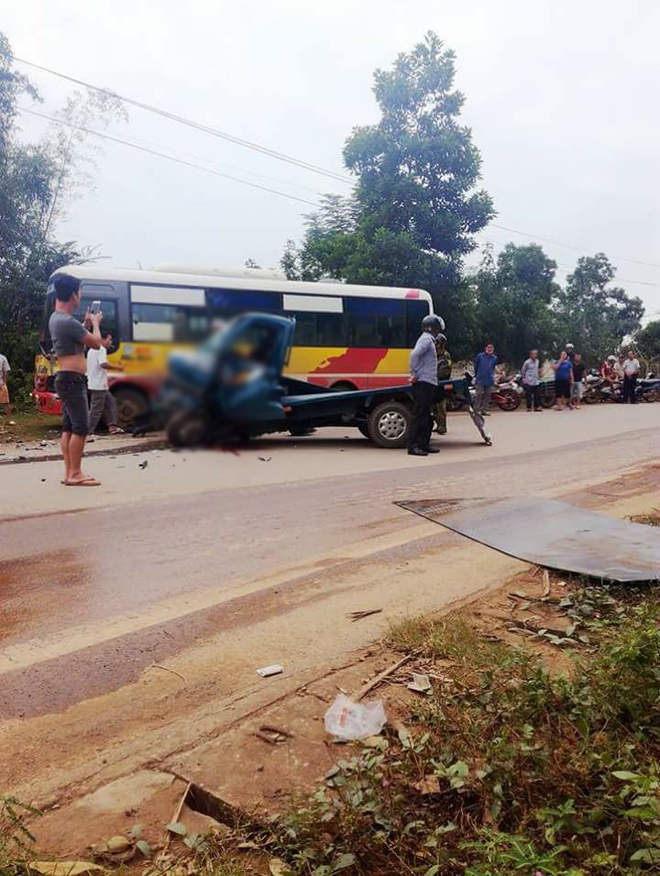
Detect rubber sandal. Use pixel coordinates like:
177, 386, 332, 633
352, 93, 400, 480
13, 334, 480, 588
65, 477, 101, 487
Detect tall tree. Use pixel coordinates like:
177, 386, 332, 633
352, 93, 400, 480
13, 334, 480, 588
0, 32, 121, 403
473, 243, 558, 364
554, 254, 644, 363
286, 33, 494, 359
634, 320, 660, 361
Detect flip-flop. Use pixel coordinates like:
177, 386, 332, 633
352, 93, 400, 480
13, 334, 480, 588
65, 477, 101, 487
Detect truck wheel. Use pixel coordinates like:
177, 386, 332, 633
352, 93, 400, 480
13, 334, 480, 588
112, 386, 150, 429
166, 410, 209, 447
368, 401, 411, 449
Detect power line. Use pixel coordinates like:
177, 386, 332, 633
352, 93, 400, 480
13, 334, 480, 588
20, 107, 323, 208
14, 56, 354, 186
490, 222, 660, 271
15, 57, 660, 276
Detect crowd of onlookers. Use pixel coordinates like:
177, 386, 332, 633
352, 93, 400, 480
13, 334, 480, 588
475, 342, 641, 414
408, 316, 645, 455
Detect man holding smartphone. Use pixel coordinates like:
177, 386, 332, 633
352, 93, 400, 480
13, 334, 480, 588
49, 274, 103, 486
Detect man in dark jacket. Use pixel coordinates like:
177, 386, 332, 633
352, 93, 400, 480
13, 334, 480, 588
433, 333, 452, 434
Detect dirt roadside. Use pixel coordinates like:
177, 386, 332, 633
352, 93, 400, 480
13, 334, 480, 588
5, 462, 658, 857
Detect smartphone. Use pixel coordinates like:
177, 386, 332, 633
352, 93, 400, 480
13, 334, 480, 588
91, 300, 102, 315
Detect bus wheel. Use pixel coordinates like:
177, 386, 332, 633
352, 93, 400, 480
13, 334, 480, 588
367, 401, 411, 449
166, 410, 209, 447
113, 386, 150, 429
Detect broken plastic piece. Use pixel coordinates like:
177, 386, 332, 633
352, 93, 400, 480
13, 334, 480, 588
407, 673, 431, 693
324, 694, 387, 740
257, 664, 284, 678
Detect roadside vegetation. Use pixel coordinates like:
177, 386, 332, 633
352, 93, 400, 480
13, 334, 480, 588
252, 585, 660, 874
4, 558, 659, 875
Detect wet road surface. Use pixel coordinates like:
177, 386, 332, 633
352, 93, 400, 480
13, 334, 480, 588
1, 407, 658, 721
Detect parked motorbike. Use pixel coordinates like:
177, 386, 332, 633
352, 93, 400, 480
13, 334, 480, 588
582, 378, 621, 404
636, 378, 660, 403
447, 373, 520, 411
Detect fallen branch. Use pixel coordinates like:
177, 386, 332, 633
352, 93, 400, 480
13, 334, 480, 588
347, 609, 383, 622
150, 663, 186, 682
353, 655, 412, 701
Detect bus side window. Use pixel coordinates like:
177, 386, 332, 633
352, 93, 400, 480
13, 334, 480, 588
132, 303, 208, 342
289, 312, 316, 346
345, 298, 405, 348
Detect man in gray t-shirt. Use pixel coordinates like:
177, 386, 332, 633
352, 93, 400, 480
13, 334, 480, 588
48, 273, 103, 486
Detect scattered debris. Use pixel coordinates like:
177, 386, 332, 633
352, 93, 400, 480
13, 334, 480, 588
255, 725, 294, 745
149, 663, 186, 682
324, 693, 387, 740
257, 664, 284, 678
258, 456, 272, 462
353, 654, 412, 701
161, 781, 191, 856
31, 864, 103, 876
407, 672, 432, 693
90, 835, 134, 863
393, 720, 413, 749
361, 735, 389, 750
347, 609, 382, 622
138, 460, 148, 469
542, 569, 551, 598
412, 774, 441, 795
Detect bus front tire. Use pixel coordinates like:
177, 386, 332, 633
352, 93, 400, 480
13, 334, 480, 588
367, 401, 411, 449
112, 386, 150, 430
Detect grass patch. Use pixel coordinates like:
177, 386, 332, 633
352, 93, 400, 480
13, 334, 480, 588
0, 411, 61, 445
0, 796, 39, 876
255, 591, 660, 874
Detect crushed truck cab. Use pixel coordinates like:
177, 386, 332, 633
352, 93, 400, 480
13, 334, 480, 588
150, 313, 488, 448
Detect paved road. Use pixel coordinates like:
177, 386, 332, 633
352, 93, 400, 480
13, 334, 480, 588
0, 404, 658, 804
1, 404, 656, 686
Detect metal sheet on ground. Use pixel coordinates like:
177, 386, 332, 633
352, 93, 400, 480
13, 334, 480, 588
396, 497, 660, 583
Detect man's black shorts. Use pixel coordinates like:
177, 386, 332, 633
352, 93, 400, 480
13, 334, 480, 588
55, 372, 89, 435
555, 378, 571, 399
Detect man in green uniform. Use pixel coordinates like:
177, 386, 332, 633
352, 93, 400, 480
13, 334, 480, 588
433, 333, 452, 435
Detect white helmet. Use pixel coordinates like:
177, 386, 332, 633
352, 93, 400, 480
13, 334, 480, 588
565, 343, 575, 350
607, 355, 617, 362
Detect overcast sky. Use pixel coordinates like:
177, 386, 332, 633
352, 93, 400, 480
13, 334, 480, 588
4, 0, 660, 317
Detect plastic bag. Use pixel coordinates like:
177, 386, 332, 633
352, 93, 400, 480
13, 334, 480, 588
323, 694, 387, 740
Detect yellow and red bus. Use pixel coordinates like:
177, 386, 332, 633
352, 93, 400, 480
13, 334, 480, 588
35, 264, 435, 427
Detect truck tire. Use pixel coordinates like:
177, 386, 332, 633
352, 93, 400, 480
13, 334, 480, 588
112, 386, 150, 429
367, 400, 411, 449
166, 409, 209, 447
